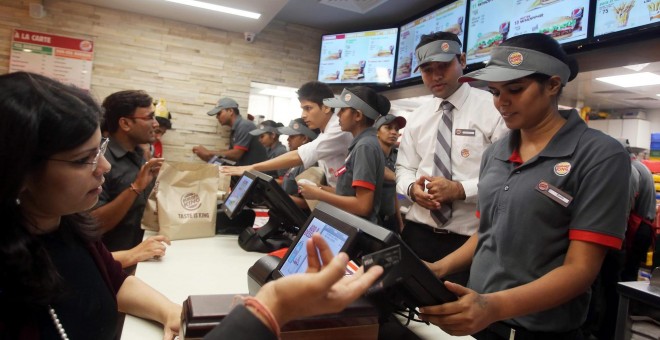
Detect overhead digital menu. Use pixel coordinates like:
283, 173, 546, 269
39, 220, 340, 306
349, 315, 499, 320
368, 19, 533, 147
594, 0, 660, 37
395, 0, 467, 82
9, 29, 94, 90
467, 0, 590, 65
318, 28, 398, 84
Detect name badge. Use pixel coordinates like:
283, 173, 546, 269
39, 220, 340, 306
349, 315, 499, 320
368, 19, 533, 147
535, 180, 573, 208
335, 165, 347, 177
455, 129, 476, 136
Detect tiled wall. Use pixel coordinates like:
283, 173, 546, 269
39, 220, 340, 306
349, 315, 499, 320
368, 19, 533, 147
0, 0, 324, 162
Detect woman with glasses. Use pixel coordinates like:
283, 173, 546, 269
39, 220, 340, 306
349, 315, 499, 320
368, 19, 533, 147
0, 72, 181, 339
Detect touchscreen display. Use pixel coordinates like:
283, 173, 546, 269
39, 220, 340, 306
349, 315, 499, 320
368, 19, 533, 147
224, 176, 253, 214
279, 217, 349, 276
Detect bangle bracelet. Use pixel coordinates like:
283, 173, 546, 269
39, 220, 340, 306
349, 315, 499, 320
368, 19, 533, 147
407, 182, 416, 202
243, 296, 281, 338
129, 183, 142, 195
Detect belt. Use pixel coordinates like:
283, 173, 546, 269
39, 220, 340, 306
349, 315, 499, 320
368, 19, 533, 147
486, 322, 580, 340
413, 221, 453, 234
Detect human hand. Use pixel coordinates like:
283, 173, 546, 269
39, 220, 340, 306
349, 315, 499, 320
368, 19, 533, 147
192, 145, 212, 162
255, 233, 383, 327
298, 182, 323, 200
161, 303, 182, 340
133, 235, 171, 263
412, 177, 439, 210
135, 158, 165, 191
423, 175, 465, 203
419, 281, 496, 336
220, 165, 251, 177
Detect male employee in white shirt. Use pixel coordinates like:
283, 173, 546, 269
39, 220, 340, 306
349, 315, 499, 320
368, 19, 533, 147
223, 81, 352, 188
396, 32, 508, 286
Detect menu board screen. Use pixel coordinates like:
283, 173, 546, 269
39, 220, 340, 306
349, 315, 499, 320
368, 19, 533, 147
594, 0, 660, 37
318, 28, 398, 85
466, 0, 590, 65
395, 0, 467, 82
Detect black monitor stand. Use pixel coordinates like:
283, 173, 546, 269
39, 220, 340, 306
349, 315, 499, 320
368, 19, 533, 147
238, 210, 294, 253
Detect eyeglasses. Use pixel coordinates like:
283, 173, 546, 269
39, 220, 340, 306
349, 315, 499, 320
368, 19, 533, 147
126, 112, 156, 121
48, 137, 110, 172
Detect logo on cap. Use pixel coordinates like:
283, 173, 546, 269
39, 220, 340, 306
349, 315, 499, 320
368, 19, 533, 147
344, 93, 352, 102
293, 123, 300, 129
441, 42, 449, 52
554, 162, 571, 176
508, 52, 524, 67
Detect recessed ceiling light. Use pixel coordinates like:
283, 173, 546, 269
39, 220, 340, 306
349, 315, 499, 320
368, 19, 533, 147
596, 72, 660, 88
164, 0, 261, 19
623, 63, 649, 72
657, 94, 660, 97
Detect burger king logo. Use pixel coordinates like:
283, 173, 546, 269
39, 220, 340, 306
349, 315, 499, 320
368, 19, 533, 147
344, 93, 352, 102
456, 129, 463, 135
293, 123, 300, 129
181, 192, 202, 211
507, 52, 524, 67
460, 148, 470, 158
80, 40, 93, 51
538, 181, 549, 191
554, 162, 571, 176
441, 42, 450, 52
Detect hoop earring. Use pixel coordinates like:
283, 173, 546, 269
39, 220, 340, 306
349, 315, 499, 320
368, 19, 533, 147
15, 198, 20, 205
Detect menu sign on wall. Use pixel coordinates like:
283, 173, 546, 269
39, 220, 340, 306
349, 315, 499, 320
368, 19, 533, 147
395, 0, 467, 82
318, 28, 398, 84
9, 29, 94, 90
467, 0, 590, 65
594, 0, 660, 37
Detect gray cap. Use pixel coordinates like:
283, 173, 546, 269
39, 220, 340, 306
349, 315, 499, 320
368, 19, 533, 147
278, 118, 318, 140
207, 97, 239, 116
414, 40, 462, 72
459, 45, 571, 85
249, 120, 281, 136
375, 114, 407, 130
323, 88, 381, 120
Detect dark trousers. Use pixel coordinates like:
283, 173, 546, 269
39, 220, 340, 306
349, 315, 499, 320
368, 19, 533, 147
401, 220, 470, 286
622, 222, 654, 281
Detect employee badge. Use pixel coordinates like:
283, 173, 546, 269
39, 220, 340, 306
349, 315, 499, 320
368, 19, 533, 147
535, 180, 573, 208
455, 129, 476, 136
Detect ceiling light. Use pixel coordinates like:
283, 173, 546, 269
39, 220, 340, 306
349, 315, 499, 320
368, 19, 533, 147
657, 94, 660, 97
596, 72, 660, 88
623, 63, 649, 72
164, 0, 261, 19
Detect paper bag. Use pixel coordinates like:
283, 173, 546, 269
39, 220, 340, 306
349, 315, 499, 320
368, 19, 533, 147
295, 166, 325, 211
141, 180, 160, 231
157, 161, 219, 240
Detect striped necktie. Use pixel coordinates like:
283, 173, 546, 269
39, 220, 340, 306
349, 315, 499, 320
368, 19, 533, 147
431, 100, 453, 226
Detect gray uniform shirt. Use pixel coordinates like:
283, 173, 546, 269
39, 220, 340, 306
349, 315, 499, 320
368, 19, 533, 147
231, 116, 268, 166
631, 159, 656, 221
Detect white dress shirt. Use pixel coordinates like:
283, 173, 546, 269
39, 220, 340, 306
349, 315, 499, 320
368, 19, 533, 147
396, 83, 509, 235
297, 114, 353, 188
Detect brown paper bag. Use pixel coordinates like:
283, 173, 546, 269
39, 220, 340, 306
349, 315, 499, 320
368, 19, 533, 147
141, 180, 160, 231
157, 161, 219, 240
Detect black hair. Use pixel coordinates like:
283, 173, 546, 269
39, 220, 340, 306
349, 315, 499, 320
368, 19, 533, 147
501, 33, 579, 89
155, 116, 172, 129
102, 90, 153, 133
416, 32, 462, 61
346, 86, 390, 126
297, 81, 335, 108
0, 72, 100, 321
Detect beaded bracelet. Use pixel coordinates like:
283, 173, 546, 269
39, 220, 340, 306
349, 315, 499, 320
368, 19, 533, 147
242, 296, 281, 338
129, 183, 142, 195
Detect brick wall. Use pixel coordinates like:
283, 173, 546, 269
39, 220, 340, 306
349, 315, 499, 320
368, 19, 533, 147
0, 0, 323, 162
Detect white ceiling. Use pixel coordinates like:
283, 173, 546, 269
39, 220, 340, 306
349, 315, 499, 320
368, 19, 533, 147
63, 0, 660, 112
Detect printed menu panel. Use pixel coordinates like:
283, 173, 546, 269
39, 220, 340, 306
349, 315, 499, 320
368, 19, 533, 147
9, 29, 94, 90
594, 0, 660, 37
467, 0, 590, 65
395, 0, 467, 82
318, 28, 398, 84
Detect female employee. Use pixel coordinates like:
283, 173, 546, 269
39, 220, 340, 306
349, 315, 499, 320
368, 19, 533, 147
0, 72, 382, 339
420, 33, 630, 339
298, 86, 388, 224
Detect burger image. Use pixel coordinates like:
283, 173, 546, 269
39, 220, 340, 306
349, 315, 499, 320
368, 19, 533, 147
469, 32, 504, 57
341, 64, 361, 80
395, 56, 412, 80
324, 71, 339, 81
538, 16, 577, 39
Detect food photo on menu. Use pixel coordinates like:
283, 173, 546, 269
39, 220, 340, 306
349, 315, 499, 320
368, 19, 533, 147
594, 0, 660, 37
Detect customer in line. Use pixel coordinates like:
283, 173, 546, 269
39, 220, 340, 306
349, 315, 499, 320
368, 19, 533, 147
395, 32, 508, 286
0, 72, 181, 339
420, 33, 630, 340
298, 86, 388, 224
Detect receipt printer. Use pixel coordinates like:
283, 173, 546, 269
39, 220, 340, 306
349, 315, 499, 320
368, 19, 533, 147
247, 254, 281, 295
